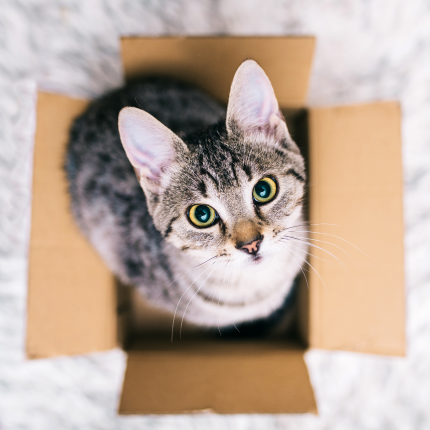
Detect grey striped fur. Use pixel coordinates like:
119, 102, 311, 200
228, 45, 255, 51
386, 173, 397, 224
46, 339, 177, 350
65, 61, 308, 329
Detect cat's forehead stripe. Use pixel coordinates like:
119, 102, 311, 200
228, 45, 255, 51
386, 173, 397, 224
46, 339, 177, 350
242, 164, 253, 181
163, 215, 179, 238
197, 181, 208, 198
285, 168, 306, 183
196, 145, 246, 190
199, 167, 219, 189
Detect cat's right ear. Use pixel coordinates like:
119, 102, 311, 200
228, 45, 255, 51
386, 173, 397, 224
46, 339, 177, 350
226, 60, 298, 152
118, 107, 187, 195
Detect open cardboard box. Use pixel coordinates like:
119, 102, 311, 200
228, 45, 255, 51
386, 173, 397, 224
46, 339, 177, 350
27, 37, 405, 414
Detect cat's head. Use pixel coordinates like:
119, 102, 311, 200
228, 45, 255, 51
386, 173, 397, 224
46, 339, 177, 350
118, 60, 306, 265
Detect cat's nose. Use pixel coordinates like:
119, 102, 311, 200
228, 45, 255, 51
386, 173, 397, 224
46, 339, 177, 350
238, 237, 263, 256
233, 220, 263, 255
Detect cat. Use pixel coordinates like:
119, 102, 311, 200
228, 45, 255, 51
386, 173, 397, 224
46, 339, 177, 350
65, 60, 308, 332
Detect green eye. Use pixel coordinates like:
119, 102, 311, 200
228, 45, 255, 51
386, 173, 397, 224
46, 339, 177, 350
253, 177, 277, 204
188, 204, 217, 228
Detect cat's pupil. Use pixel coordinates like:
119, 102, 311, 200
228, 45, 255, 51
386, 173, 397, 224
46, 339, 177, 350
195, 205, 210, 222
255, 181, 270, 198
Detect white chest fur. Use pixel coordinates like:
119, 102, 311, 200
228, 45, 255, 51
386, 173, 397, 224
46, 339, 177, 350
169, 233, 309, 327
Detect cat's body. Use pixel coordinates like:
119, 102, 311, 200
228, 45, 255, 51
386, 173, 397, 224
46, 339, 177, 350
66, 61, 307, 329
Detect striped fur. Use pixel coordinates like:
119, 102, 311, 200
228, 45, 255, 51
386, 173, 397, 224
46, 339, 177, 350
65, 64, 308, 329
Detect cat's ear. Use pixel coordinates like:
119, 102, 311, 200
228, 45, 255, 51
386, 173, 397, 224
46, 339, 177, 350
226, 60, 296, 150
119, 107, 187, 194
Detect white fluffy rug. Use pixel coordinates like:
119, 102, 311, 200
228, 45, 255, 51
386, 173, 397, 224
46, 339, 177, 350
1, 1, 430, 429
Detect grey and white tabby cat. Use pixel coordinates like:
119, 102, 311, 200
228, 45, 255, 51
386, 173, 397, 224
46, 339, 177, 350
66, 60, 307, 330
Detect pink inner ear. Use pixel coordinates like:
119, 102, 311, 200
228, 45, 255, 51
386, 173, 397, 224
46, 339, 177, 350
249, 73, 279, 127
129, 150, 163, 182
227, 60, 281, 134
118, 107, 177, 184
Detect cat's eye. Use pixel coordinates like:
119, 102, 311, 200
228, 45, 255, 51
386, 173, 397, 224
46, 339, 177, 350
253, 177, 277, 204
188, 204, 218, 228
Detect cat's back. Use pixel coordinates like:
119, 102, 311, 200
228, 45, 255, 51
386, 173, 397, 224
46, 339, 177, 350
70, 78, 225, 146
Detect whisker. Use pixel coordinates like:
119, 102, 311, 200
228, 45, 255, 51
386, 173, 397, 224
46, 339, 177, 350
284, 222, 340, 232
171, 260, 217, 342
286, 234, 354, 262
220, 260, 236, 336
279, 239, 332, 264
287, 230, 373, 260
280, 246, 310, 290
273, 224, 310, 238
288, 247, 328, 293
217, 260, 231, 336
193, 255, 220, 268
281, 236, 348, 272
180, 263, 219, 339
293, 238, 348, 273
150, 254, 219, 311
218, 261, 230, 308
224, 260, 237, 305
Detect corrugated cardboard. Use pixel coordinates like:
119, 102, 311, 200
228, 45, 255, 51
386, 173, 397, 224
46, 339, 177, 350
307, 103, 405, 354
27, 93, 117, 358
26, 36, 404, 415
121, 36, 315, 107
120, 341, 316, 414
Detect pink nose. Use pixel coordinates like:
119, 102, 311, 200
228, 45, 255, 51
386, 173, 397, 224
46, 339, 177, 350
240, 239, 262, 256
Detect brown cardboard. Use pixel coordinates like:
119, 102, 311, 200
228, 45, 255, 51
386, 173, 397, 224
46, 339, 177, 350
120, 288, 317, 414
121, 36, 315, 107
27, 93, 117, 358
119, 341, 316, 415
26, 36, 405, 415
128, 287, 201, 337
306, 103, 405, 355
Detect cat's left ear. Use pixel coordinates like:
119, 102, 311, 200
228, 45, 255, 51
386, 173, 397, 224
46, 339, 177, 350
226, 60, 297, 151
119, 107, 187, 195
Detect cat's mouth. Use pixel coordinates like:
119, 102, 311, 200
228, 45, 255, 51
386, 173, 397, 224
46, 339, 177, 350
250, 255, 263, 264
231, 251, 264, 265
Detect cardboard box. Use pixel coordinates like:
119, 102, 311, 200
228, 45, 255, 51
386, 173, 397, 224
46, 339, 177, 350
27, 37, 405, 414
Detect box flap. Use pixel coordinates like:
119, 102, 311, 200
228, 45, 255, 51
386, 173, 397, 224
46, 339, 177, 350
119, 341, 317, 414
307, 102, 405, 355
121, 36, 315, 107
27, 92, 117, 358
